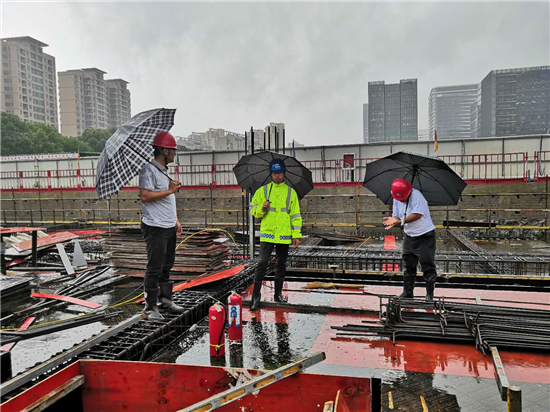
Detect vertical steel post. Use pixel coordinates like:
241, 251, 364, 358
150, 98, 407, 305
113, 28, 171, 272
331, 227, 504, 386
249, 128, 255, 259
507, 386, 521, 412
31, 230, 38, 267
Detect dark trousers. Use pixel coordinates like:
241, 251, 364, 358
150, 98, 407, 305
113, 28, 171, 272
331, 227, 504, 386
255, 242, 290, 282
403, 230, 437, 283
141, 223, 176, 289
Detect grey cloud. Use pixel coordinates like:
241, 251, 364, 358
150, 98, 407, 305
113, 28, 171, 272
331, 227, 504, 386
3, 2, 549, 145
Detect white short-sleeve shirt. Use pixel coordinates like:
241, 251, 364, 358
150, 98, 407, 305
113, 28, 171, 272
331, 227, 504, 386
139, 160, 177, 228
392, 188, 436, 237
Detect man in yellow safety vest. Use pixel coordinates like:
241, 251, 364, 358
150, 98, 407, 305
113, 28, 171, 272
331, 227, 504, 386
249, 159, 302, 311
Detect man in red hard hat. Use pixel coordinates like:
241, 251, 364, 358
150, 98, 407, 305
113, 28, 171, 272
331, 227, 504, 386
383, 178, 437, 300
139, 131, 184, 320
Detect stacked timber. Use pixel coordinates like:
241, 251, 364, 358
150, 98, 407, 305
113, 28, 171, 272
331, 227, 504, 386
0, 275, 31, 300
104, 228, 231, 279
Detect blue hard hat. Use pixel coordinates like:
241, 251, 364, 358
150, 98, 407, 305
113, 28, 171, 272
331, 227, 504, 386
269, 159, 286, 173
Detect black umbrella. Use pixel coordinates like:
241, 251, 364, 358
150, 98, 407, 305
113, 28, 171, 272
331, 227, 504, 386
95, 108, 176, 199
233, 151, 314, 199
363, 151, 467, 206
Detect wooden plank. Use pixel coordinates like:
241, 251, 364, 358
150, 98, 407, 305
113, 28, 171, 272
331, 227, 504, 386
20, 375, 85, 412
334, 389, 352, 412
135, 265, 246, 303
14, 232, 78, 252
0, 228, 44, 235
30, 293, 102, 309
178, 352, 326, 411
323, 401, 335, 412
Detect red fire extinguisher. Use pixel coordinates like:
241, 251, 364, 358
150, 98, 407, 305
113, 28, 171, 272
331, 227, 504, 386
227, 292, 243, 341
209, 303, 226, 356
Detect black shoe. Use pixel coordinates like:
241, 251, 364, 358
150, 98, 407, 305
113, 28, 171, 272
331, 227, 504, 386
250, 281, 262, 311
143, 287, 164, 320
426, 281, 435, 301
398, 276, 416, 299
158, 281, 185, 313
274, 278, 287, 303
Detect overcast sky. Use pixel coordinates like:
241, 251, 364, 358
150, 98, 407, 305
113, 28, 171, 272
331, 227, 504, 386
3, 1, 549, 145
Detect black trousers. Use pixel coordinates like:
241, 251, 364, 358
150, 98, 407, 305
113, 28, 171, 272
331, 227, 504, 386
255, 242, 290, 282
402, 230, 437, 283
141, 223, 176, 289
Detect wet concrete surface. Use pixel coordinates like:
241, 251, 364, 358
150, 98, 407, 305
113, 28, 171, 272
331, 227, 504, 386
2, 276, 143, 375
2, 245, 549, 410
153, 281, 550, 411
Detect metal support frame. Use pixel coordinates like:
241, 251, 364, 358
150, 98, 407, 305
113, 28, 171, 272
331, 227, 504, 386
490, 346, 509, 401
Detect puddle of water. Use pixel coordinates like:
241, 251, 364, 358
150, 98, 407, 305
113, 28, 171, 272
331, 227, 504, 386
2, 277, 144, 376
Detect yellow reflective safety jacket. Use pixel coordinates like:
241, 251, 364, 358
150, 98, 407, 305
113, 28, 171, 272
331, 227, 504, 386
250, 182, 303, 244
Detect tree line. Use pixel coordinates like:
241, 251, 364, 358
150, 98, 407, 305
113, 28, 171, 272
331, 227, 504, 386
1, 112, 115, 156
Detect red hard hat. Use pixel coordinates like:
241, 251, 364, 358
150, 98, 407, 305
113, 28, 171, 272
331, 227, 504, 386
152, 132, 177, 149
391, 178, 412, 201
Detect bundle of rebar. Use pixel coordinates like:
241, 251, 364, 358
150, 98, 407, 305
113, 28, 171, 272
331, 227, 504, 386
332, 297, 550, 354
287, 246, 550, 276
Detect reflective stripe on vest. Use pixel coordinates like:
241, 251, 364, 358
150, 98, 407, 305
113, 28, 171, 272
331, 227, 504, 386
263, 184, 292, 214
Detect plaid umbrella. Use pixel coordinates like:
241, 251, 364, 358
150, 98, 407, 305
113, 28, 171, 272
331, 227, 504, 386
95, 108, 176, 199
233, 151, 314, 199
363, 151, 467, 206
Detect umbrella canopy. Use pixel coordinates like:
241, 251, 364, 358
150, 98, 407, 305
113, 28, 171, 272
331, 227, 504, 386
95, 108, 176, 199
363, 151, 467, 206
233, 151, 314, 199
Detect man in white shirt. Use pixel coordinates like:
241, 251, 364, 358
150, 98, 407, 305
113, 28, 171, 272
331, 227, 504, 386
383, 178, 437, 300
139, 131, 184, 320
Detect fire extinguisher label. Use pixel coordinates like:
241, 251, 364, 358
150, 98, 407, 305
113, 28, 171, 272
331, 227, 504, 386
228, 305, 241, 327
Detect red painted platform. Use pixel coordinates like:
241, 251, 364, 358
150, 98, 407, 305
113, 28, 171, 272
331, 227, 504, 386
241, 281, 550, 385
1, 360, 372, 412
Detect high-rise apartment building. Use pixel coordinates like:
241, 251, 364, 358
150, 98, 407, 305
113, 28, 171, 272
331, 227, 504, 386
59, 68, 108, 136
1, 37, 58, 129
428, 84, 478, 141
106, 79, 131, 129
362, 103, 368, 143
264, 123, 285, 151
367, 79, 418, 143
480, 66, 550, 137
59, 68, 131, 137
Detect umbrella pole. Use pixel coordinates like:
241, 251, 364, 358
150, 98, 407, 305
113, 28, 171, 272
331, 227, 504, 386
108, 198, 111, 234
124, 142, 173, 182
249, 128, 256, 259
403, 171, 417, 221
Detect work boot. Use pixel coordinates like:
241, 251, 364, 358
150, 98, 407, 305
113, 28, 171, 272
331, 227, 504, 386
143, 287, 164, 321
274, 278, 287, 303
250, 281, 262, 311
398, 276, 415, 299
158, 281, 185, 313
426, 281, 435, 301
